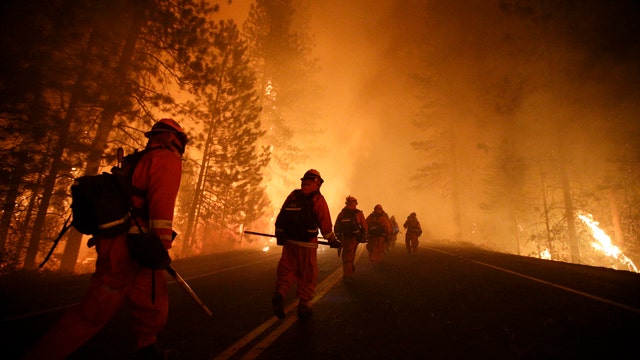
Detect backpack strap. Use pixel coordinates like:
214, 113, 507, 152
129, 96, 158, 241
126, 146, 167, 220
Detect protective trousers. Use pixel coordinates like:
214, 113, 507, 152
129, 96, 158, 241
24, 237, 168, 360
340, 236, 359, 278
275, 242, 318, 306
366, 235, 386, 265
406, 234, 420, 254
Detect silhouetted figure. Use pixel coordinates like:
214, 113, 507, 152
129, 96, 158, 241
403, 212, 423, 254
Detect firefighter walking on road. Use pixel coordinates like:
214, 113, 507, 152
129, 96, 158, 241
366, 204, 393, 267
404, 212, 423, 254
334, 196, 368, 283
271, 169, 340, 320
387, 215, 400, 251
24, 118, 188, 360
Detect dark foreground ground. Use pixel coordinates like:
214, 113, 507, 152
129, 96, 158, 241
2, 240, 639, 359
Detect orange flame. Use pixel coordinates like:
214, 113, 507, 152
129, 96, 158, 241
540, 249, 551, 260
577, 211, 638, 273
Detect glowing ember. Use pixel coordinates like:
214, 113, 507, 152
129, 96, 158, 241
262, 246, 270, 252
577, 211, 638, 273
540, 249, 551, 260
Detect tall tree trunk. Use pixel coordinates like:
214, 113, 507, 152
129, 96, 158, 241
447, 127, 463, 242
0, 163, 26, 252
561, 163, 580, 263
24, 16, 105, 269
183, 51, 231, 251
59, 0, 148, 272
23, 126, 74, 269
540, 169, 554, 257
12, 187, 38, 264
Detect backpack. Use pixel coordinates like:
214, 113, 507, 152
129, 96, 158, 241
40, 148, 158, 268
405, 218, 423, 237
367, 214, 383, 237
390, 218, 400, 235
336, 209, 362, 240
275, 189, 319, 244
70, 149, 150, 237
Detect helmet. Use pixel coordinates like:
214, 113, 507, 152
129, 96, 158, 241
301, 169, 324, 184
145, 118, 189, 150
374, 204, 383, 211
410, 212, 416, 217
345, 196, 358, 205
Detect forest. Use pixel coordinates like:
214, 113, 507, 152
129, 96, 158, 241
1, 0, 639, 275
0, 0, 314, 273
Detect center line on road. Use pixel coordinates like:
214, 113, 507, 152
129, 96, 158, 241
212, 247, 364, 360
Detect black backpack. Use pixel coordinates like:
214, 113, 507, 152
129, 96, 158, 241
336, 209, 362, 240
367, 214, 383, 237
40, 148, 153, 268
275, 189, 319, 244
70, 149, 150, 237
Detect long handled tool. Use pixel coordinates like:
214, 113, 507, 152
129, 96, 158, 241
166, 265, 213, 317
243, 230, 330, 246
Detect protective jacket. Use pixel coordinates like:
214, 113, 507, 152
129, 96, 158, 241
129, 145, 182, 249
365, 211, 393, 265
24, 144, 183, 360
335, 207, 367, 278
275, 181, 335, 306
403, 214, 423, 254
334, 207, 367, 240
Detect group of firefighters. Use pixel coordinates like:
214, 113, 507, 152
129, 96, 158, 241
23, 117, 425, 359
334, 196, 424, 283
271, 169, 424, 324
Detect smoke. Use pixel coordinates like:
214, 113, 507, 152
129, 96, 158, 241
306, 0, 435, 229
220, 0, 640, 251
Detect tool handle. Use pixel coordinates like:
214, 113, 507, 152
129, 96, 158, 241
166, 266, 213, 317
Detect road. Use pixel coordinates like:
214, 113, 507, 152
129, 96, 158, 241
2, 240, 639, 359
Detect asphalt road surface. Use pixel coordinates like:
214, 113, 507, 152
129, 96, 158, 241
2, 240, 639, 359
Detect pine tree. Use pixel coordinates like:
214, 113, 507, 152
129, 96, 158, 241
243, 0, 321, 203
180, 20, 269, 254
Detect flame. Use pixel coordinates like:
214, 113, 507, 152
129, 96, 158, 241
577, 211, 638, 273
540, 249, 551, 260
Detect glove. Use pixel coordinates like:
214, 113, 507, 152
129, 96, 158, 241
329, 239, 342, 249
126, 232, 172, 270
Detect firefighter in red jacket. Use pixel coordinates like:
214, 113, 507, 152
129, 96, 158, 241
272, 169, 340, 320
365, 204, 393, 266
404, 212, 423, 254
334, 195, 368, 283
24, 118, 187, 360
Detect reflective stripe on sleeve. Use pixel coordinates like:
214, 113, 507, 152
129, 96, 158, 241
149, 219, 173, 229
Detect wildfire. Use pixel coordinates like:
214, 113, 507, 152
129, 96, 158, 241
577, 211, 638, 273
540, 249, 551, 260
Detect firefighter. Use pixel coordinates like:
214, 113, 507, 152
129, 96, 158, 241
24, 118, 188, 360
334, 195, 368, 283
388, 215, 400, 250
272, 169, 340, 320
403, 212, 423, 254
365, 204, 393, 266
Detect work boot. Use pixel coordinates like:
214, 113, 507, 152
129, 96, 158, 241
272, 292, 285, 319
297, 303, 313, 319
135, 343, 178, 360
